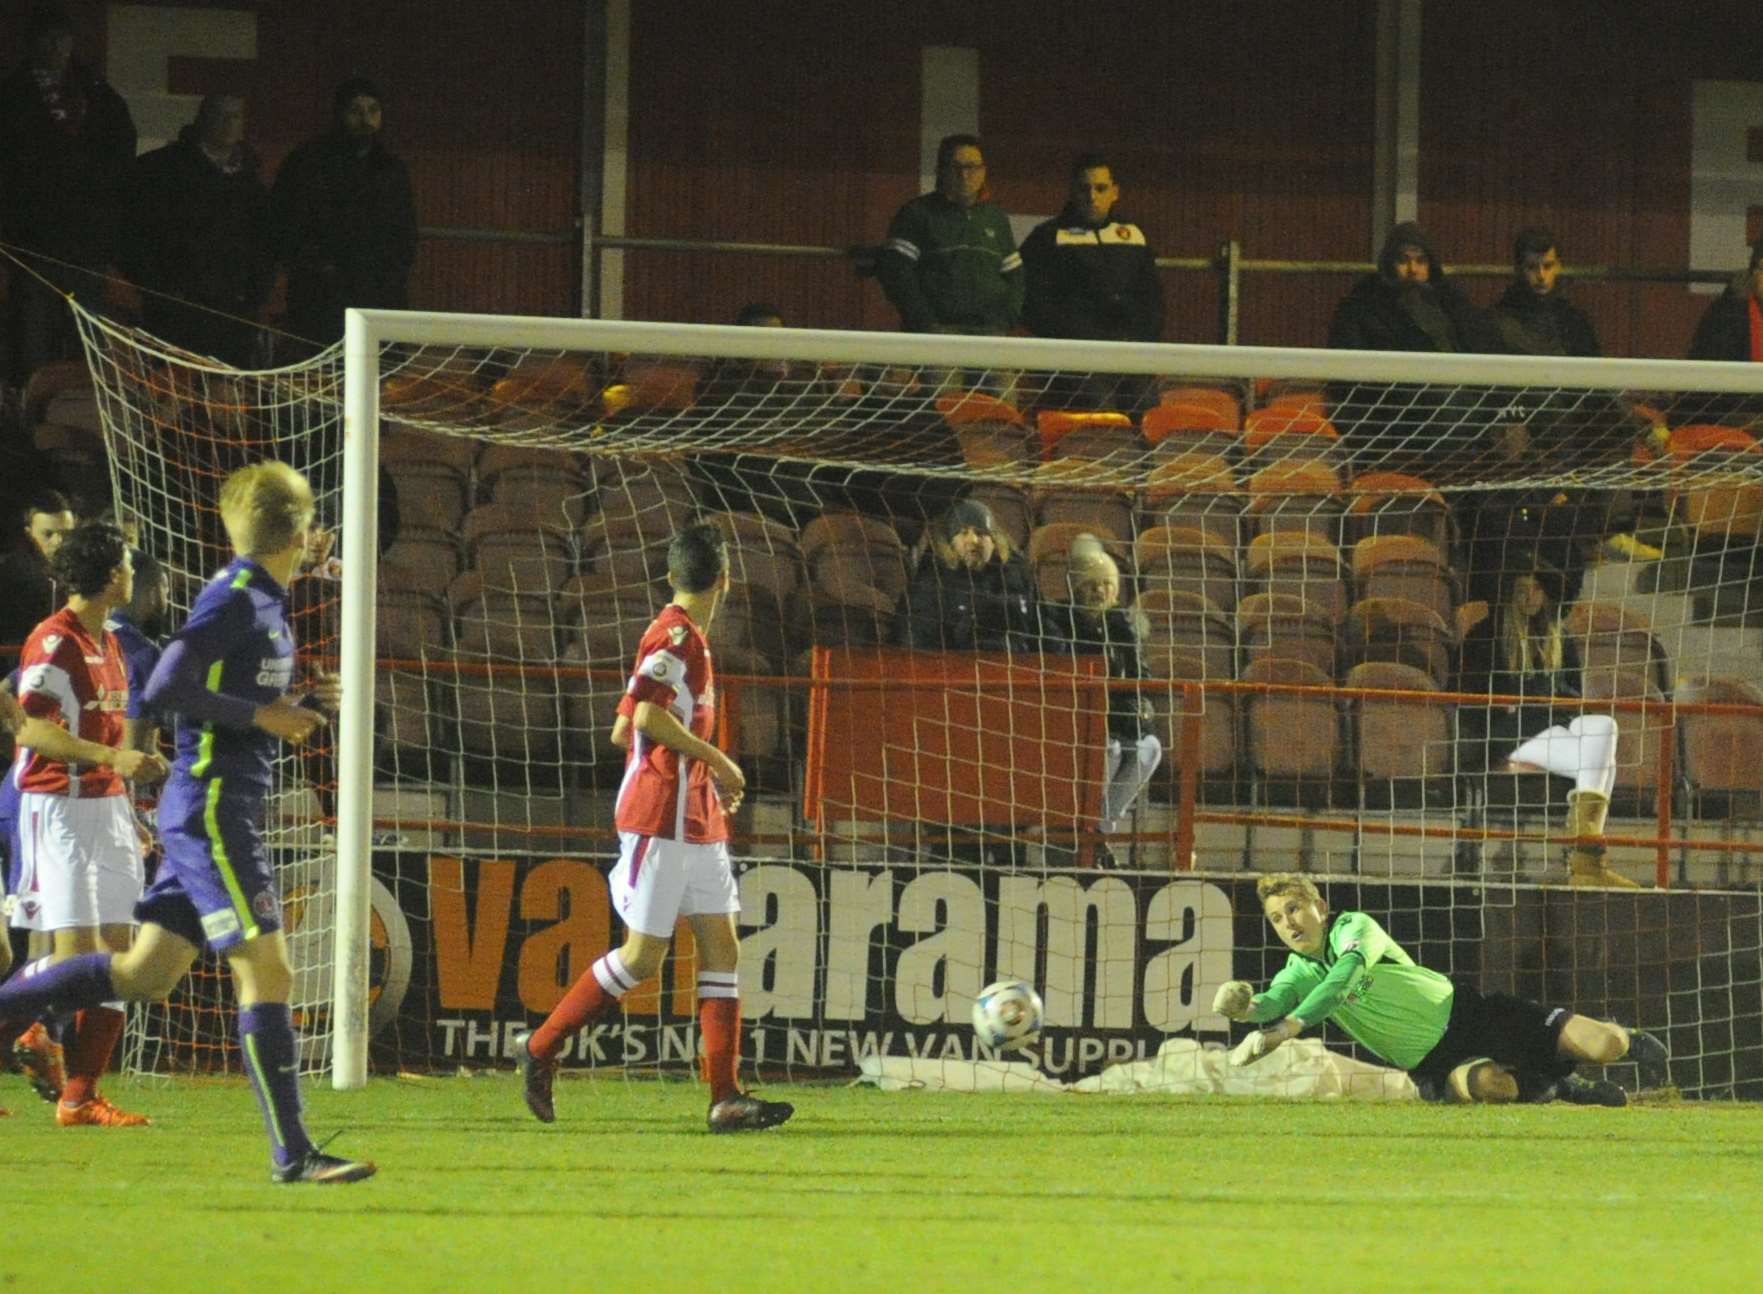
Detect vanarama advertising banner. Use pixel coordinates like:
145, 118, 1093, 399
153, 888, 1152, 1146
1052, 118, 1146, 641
354, 852, 1759, 1094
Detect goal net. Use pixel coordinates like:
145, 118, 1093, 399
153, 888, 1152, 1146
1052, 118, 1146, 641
76, 303, 1763, 1099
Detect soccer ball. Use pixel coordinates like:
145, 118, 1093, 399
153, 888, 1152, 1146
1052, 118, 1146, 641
971, 979, 1044, 1052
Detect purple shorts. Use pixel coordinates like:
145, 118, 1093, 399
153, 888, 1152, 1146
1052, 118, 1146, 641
134, 776, 281, 953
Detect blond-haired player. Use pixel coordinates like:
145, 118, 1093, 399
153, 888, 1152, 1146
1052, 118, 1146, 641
1218, 873, 1668, 1105
0, 462, 373, 1181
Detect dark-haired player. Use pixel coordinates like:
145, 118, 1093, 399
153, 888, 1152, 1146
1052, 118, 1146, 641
0, 463, 374, 1182
1217, 873, 1669, 1105
10, 521, 168, 1126
514, 522, 792, 1134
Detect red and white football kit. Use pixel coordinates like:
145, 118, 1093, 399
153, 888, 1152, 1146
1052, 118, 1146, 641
12, 607, 143, 930
608, 605, 738, 937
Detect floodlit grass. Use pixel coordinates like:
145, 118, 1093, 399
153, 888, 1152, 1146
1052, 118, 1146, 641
6, 1075, 1758, 1293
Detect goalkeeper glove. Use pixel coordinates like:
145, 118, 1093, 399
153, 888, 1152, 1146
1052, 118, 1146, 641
1228, 1016, 1303, 1067
1212, 980, 1255, 1021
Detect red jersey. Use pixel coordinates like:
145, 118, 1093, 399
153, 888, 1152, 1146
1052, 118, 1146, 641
15, 607, 129, 799
613, 604, 728, 843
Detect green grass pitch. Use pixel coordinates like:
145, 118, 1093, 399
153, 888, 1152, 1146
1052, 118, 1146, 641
7, 1075, 1758, 1292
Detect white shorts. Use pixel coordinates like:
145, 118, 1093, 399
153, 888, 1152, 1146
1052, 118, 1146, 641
610, 831, 739, 937
10, 792, 144, 931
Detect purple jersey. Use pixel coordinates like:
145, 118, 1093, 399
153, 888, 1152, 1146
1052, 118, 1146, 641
106, 613, 163, 721
142, 557, 295, 798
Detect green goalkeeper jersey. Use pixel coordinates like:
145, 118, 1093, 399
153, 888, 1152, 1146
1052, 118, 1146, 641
1248, 911, 1454, 1070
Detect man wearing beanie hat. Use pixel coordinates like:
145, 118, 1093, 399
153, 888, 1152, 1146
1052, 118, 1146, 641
899, 497, 1037, 652
272, 75, 416, 353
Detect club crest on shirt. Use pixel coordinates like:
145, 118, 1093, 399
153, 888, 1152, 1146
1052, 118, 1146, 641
649, 658, 668, 678
669, 625, 688, 646
40, 634, 60, 654
252, 890, 279, 919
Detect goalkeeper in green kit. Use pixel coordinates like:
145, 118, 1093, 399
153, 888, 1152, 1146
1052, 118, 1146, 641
1216, 874, 1670, 1105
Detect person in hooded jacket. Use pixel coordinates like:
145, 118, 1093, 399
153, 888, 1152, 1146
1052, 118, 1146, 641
1326, 223, 1503, 478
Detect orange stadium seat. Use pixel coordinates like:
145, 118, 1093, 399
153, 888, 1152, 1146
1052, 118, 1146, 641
1346, 660, 1454, 794
1666, 424, 1763, 545
447, 569, 559, 661
1134, 589, 1235, 682
1246, 461, 1343, 545
1134, 525, 1239, 612
1246, 532, 1348, 624
703, 510, 805, 601
1242, 407, 1341, 467
1036, 408, 1133, 459
1140, 451, 1240, 545
1344, 596, 1454, 686
579, 515, 672, 588
380, 528, 463, 595
800, 511, 909, 602
588, 458, 697, 535
1344, 472, 1453, 550
1351, 534, 1458, 626
1677, 676, 1763, 809
1240, 657, 1340, 788
382, 430, 474, 532
1237, 592, 1337, 678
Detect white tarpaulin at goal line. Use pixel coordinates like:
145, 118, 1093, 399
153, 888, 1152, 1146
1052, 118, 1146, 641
857, 1036, 1417, 1100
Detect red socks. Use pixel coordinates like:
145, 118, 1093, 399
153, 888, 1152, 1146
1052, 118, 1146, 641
61, 1006, 124, 1106
698, 972, 741, 1104
530, 950, 637, 1060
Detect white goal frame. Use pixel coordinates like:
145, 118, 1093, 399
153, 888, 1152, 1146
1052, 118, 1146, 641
332, 307, 1763, 1088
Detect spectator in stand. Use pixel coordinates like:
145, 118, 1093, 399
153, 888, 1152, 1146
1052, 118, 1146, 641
1455, 555, 1635, 888
0, 4, 136, 385
272, 76, 417, 354
0, 490, 75, 673
1489, 228, 1600, 358
1038, 535, 1161, 867
1688, 238, 1763, 363
123, 95, 276, 367
898, 498, 1037, 653
1021, 152, 1164, 344
1329, 222, 1489, 355
1327, 223, 1503, 480
876, 134, 1023, 337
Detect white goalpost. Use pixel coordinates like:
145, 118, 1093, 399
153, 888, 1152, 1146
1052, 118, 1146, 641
75, 297, 1763, 1098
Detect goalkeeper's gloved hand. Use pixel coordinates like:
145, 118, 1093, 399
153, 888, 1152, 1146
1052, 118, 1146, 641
1228, 1016, 1303, 1067
1212, 980, 1255, 1021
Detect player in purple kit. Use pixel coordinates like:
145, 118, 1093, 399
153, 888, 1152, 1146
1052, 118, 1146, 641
0, 462, 374, 1182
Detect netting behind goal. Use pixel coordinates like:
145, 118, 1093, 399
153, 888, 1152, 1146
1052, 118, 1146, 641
72, 307, 347, 1076
80, 305, 1763, 1097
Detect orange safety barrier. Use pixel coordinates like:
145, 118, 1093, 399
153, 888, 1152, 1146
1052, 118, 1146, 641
320, 654, 1763, 888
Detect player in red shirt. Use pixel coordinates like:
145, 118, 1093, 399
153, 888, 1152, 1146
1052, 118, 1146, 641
9, 521, 168, 1126
514, 522, 792, 1133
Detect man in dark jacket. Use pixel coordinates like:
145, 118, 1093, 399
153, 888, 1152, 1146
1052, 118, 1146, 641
1489, 228, 1600, 358
1021, 152, 1164, 343
1688, 238, 1763, 363
1329, 222, 1489, 354
1327, 223, 1501, 477
123, 95, 275, 366
0, 490, 73, 672
898, 499, 1038, 652
272, 76, 417, 353
0, 5, 136, 383
876, 134, 1023, 336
